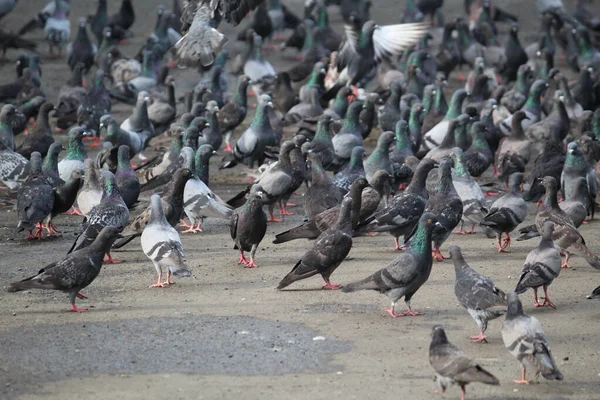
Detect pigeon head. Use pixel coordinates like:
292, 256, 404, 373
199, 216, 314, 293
510, 24, 519, 35
540, 176, 558, 193
377, 131, 395, 148
137, 91, 151, 105
506, 292, 525, 319
567, 141, 578, 154
280, 140, 297, 157
190, 116, 209, 131
541, 221, 555, 239
0, 104, 17, 121
513, 110, 529, 122
507, 172, 524, 192
348, 177, 369, 196
248, 184, 265, 204
293, 134, 308, 147
69, 126, 92, 140
448, 245, 468, 270
430, 325, 449, 345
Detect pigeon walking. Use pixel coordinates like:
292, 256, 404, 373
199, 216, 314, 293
142, 194, 192, 288
429, 325, 499, 400
8, 226, 123, 312
230, 184, 268, 268
342, 213, 439, 317
277, 197, 354, 290
501, 292, 564, 384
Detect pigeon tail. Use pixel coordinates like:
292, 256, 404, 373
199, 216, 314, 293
273, 221, 319, 243
112, 235, 136, 249
341, 275, 378, 292
585, 255, 600, 270
169, 266, 192, 277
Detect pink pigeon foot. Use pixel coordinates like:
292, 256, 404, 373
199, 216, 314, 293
469, 332, 488, 343
69, 304, 87, 312
244, 258, 259, 268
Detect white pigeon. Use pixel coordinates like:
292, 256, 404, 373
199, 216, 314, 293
141, 194, 192, 287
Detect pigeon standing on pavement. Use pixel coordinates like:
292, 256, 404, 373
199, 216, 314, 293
230, 184, 268, 268
8, 226, 123, 312
142, 194, 192, 288
429, 325, 500, 400
277, 197, 354, 290
515, 221, 562, 309
342, 213, 439, 317
450, 246, 507, 343
501, 292, 564, 384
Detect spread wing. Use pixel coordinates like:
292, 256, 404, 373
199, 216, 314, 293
372, 23, 429, 63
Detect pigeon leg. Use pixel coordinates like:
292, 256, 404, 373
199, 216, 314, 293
181, 219, 201, 233
69, 304, 88, 313
398, 183, 406, 191
542, 285, 557, 309
34, 223, 45, 240
454, 221, 467, 234
514, 367, 532, 384
244, 245, 259, 268
239, 253, 249, 265
268, 204, 283, 222
86, 136, 101, 148
103, 252, 121, 264
279, 200, 294, 216
502, 232, 511, 250
26, 230, 36, 240
48, 222, 61, 234
385, 301, 400, 318
561, 252, 571, 269
285, 202, 297, 207
464, 224, 476, 234
484, 191, 499, 198
150, 274, 167, 288
163, 270, 174, 285
460, 386, 466, 400
497, 234, 510, 253
398, 300, 423, 316
322, 278, 342, 290
493, 165, 500, 176
76, 293, 88, 300
224, 142, 233, 153
394, 237, 405, 251
432, 247, 448, 262
65, 207, 84, 216
533, 287, 546, 307
469, 331, 488, 343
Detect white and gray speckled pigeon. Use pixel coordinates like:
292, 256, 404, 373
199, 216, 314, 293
501, 291, 564, 384
244, 34, 275, 97
16, 152, 55, 240
342, 212, 439, 317
450, 148, 487, 234
479, 173, 527, 253
429, 325, 499, 399
183, 145, 232, 233
142, 194, 192, 287
450, 246, 507, 343
277, 197, 354, 290
515, 221, 562, 309
0, 117, 29, 189
8, 226, 123, 312
76, 159, 103, 216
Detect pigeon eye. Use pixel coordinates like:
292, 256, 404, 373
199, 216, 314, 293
427, 219, 432, 224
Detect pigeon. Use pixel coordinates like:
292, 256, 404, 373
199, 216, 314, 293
463, 122, 493, 178
364, 131, 395, 182
534, 176, 600, 269
0, 131, 29, 190
44, 0, 71, 56
561, 142, 596, 218
69, 171, 130, 263
17, 102, 55, 159
273, 177, 368, 243
429, 325, 500, 400
57, 126, 91, 182
515, 221, 561, 309
45, 169, 83, 236
332, 146, 366, 194
55, 63, 87, 129
175, 0, 264, 67
244, 34, 276, 97
480, 173, 527, 252
422, 89, 468, 151
197, 104, 222, 151
142, 194, 192, 288
450, 246, 507, 343
120, 91, 156, 150
139, 146, 196, 193
113, 168, 194, 249
7, 226, 123, 312
331, 102, 364, 170
183, 145, 233, 233
342, 212, 439, 317
378, 82, 403, 132
277, 197, 354, 290
16, 152, 55, 240
304, 152, 345, 219
359, 159, 436, 250
426, 157, 463, 262
99, 115, 145, 158
110, 0, 135, 32
390, 120, 419, 189
450, 148, 487, 234
67, 18, 97, 73
559, 178, 588, 228
115, 145, 140, 209
230, 184, 268, 268
148, 78, 177, 134
218, 75, 250, 153
76, 159, 103, 216
501, 292, 564, 384
499, 80, 549, 134
220, 94, 278, 169
77, 69, 112, 140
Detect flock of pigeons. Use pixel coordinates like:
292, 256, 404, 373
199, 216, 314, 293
2, 0, 600, 397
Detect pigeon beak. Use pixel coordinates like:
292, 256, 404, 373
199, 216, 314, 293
212, 150, 217, 155
82, 130, 93, 137
116, 234, 125, 239
267, 102, 273, 108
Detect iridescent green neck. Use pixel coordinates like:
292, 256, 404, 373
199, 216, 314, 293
408, 221, 433, 254
395, 126, 413, 157
437, 164, 453, 194
446, 93, 464, 119
318, 8, 328, 29
342, 107, 360, 133
234, 81, 248, 107
66, 135, 87, 161
250, 103, 270, 130
452, 155, 468, 177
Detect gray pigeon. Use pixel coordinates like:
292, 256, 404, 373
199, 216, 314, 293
0, 126, 29, 190
501, 292, 564, 384
69, 171, 130, 264
16, 152, 55, 240
120, 91, 156, 155
561, 142, 596, 219
479, 173, 527, 252
304, 152, 344, 219
342, 212, 439, 317
220, 94, 279, 169
8, 226, 122, 312
141, 194, 192, 288
76, 158, 103, 216
425, 157, 463, 262
429, 325, 500, 399
515, 222, 561, 309
364, 131, 395, 182
450, 148, 487, 234
332, 146, 366, 194
115, 145, 140, 209
230, 184, 268, 268
450, 246, 507, 343
277, 197, 354, 290
331, 102, 364, 170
